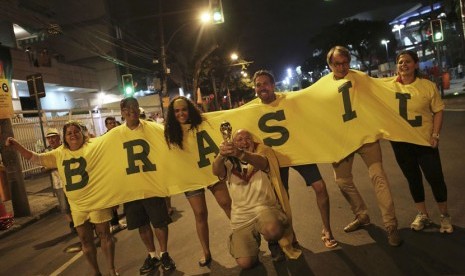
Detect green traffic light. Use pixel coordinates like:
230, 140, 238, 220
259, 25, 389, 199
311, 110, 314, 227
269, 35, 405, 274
125, 86, 134, 95
213, 11, 223, 22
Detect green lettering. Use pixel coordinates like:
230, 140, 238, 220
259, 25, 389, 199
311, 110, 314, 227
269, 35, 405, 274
339, 81, 357, 122
396, 92, 422, 127
258, 110, 289, 147
63, 157, 89, 191
123, 139, 156, 174
197, 130, 219, 168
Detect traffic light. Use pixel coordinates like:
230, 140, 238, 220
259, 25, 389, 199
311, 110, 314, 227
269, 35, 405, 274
210, 0, 224, 24
122, 74, 134, 96
430, 19, 444, 43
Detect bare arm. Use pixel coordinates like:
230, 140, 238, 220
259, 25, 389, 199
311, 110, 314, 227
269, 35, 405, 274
239, 149, 269, 171
5, 137, 34, 160
430, 110, 443, 148
213, 141, 269, 175
212, 154, 227, 180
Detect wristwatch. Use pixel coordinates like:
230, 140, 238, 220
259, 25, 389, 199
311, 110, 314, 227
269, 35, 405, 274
431, 133, 440, 139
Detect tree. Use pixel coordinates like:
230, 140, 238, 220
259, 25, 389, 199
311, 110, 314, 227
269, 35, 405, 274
307, 19, 396, 75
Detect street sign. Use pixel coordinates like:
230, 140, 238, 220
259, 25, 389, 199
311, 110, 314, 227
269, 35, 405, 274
26, 73, 46, 98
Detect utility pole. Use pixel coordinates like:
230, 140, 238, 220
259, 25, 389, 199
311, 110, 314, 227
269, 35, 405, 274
158, 0, 167, 115
159, 0, 167, 98
0, 53, 30, 216
0, 120, 31, 217
460, 0, 465, 53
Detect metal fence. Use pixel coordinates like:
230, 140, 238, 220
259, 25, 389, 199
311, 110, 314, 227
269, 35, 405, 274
8, 105, 160, 177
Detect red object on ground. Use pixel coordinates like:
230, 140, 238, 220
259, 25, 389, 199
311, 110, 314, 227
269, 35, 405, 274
0, 200, 14, 230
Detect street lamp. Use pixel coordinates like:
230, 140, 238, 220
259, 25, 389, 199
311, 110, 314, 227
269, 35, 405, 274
381, 39, 390, 62
392, 24, 404, 45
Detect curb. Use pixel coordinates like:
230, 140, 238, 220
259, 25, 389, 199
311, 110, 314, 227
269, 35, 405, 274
0, 204, 59, 240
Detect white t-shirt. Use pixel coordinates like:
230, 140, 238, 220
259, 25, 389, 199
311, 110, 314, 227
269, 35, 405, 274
225, 159, 278, 230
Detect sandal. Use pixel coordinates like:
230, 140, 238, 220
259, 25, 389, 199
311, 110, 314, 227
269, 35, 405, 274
321, 230, 338, 249
199, 255, 212, 267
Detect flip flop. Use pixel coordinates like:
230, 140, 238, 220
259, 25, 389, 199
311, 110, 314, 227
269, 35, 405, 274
321, 236, 338, 248
199, 255, 212, 267
321, 230, 338, 249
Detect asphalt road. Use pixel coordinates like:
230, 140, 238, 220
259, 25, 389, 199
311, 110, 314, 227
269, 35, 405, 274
0, 110, 464, 276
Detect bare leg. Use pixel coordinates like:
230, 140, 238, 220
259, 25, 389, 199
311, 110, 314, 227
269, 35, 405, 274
311, 179, 333, 238
76, 221, 100, 275
187, 194, 211, 259
138, 224, 156, 252
210, 181, 232, 219
94, 221, 116, 275
415, 202, 429, 216
153, 226, 169, 253
437, 201, 448, 215
236, 256, 258, 270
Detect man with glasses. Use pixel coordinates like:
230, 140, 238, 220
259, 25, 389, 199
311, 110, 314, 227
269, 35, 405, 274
327, 45, 402, 246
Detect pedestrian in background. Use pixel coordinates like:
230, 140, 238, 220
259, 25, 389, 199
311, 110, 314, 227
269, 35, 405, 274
104, 116, 127, 234
44, 127, 75, 234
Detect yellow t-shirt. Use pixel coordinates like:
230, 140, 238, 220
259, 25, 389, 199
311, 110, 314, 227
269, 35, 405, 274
392, 77, 444, 140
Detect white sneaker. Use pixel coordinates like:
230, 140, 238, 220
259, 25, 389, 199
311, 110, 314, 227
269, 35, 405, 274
440, 214, 453, 233
410, 213, 432, 231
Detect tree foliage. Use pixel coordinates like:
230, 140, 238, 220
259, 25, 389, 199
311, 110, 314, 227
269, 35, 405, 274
306, 19, 396, 74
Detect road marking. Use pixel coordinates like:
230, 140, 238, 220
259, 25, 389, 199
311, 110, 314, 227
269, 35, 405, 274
445, 108, 465, 112
50, 252, 83, 276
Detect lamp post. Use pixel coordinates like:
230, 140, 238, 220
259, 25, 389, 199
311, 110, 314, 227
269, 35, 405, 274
392, 24, 404, 46
381, 39, 390, 62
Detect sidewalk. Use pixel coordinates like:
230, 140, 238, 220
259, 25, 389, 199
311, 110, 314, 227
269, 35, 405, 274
0, 174, 58, 239
443, 78, 465, 110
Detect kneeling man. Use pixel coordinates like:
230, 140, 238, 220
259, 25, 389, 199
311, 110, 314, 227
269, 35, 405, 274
212, 129, 301, 269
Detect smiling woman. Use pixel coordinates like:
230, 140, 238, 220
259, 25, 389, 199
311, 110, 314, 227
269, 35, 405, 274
5, 121, 118, 276
164, 95, 232, 267
390, 50, 453, 234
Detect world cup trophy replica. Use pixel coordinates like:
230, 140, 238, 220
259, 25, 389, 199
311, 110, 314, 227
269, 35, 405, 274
220, 121, 232, 142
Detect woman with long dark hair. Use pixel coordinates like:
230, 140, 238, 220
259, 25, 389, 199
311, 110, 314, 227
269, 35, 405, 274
164, 96, 231, 267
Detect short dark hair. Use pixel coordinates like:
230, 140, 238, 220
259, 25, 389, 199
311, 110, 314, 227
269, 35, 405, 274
327, 45, 351, 65
253, 70, 275, 84
105, 116, 116, 125
120, 97, 139, 109
396, 50, 420, 78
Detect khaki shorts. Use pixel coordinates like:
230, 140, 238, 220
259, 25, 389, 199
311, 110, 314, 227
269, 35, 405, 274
72, 208, 113, 227
229, 207, 288, 258
229, 221, 261, 258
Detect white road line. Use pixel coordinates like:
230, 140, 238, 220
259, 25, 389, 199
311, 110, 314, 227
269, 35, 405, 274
50, 252, 83, 276
445, 108, 465, 112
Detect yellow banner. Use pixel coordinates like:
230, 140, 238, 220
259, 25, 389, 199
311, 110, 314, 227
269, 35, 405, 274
47, 70, 430, 212
0, 78, 14, 119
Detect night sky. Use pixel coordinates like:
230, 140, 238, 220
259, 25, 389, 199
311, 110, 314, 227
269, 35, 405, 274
220, 0, 427, 80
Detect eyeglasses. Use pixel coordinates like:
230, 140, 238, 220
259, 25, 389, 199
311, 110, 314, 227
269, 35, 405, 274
332, 62, 349, 67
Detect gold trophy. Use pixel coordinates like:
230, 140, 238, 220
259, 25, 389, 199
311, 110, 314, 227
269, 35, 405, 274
220, 121, 232, 142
